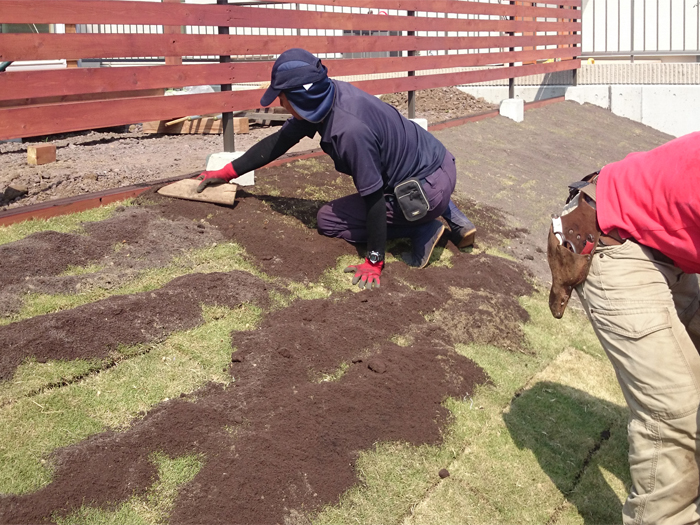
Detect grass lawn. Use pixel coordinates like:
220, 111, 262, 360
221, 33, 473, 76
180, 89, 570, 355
0, 191, 629, 524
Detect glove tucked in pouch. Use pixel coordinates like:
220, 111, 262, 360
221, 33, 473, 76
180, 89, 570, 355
394, 178, 430, 222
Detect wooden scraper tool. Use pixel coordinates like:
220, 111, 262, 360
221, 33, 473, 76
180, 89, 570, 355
157, 179, 237, 206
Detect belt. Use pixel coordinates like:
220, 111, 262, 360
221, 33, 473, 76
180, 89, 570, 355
576, 173, 623, 247
599, 228, 624, 246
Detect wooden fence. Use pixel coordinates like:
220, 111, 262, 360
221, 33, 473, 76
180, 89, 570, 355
0, 0, 581, 141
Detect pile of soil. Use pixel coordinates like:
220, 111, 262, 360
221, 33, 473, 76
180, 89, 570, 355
0, 151, 534, 523
381, 87, 497, 124
0, 87, 494, 211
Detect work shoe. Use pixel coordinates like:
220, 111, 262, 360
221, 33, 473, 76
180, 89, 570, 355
401, 220, 446, 268
441, 200, 477, 248
450, 223, 477, 249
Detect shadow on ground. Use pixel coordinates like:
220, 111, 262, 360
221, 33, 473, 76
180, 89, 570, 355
504, 381, 630, 524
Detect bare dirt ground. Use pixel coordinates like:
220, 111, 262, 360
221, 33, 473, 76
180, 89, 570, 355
0, 94, 674, 524
0, 88, 496, 210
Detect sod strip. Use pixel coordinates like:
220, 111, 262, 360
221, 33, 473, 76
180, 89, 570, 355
312, 291, 626, 525
405, 298, 626, 525
0, 304, 261, 495
0, 200, 135, 246
0, 269, 268, 408
1, 242, 259, 326
54, 452, 204, 525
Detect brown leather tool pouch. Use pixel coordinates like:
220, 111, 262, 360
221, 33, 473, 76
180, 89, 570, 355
547, 198, 601, 318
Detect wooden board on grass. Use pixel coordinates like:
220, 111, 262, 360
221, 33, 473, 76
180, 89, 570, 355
157, 179, 237, 205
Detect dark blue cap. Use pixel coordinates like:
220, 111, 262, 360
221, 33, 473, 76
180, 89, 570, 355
260, 48, 328, 107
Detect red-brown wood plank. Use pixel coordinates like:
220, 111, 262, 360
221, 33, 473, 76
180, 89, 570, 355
0, 88, 165, 108
354, 59, 580, 96
0, 32, 581, 61
0, 8, 580, 36
292, 0, 582, 12
0, 0, 580, 28
0, 59, 578, 140
0, 188, 152, 227
163, 0, 183, 66
0, 89, 266, 140
0, 63, 264, 102
0, 46, 579, 102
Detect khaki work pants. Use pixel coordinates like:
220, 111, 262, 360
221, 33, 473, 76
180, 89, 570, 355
577, 239, 700, 525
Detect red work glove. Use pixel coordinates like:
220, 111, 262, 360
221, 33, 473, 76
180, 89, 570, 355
196, 163, 238, 193
343, 258, 384, 290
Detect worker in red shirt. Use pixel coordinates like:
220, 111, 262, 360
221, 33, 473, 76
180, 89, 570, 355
547, 131, 700, 524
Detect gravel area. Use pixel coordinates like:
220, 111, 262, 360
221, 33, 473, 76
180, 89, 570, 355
0, 88, 495, 211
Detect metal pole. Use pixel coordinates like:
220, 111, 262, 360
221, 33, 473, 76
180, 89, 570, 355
631, 0, 635, 62
508, 1, 515, 99
605, 0, 609, 51
217, 0, 234, 153
593, 0, 596, 53
682, 0, 685, 51
407, 10, 416, 119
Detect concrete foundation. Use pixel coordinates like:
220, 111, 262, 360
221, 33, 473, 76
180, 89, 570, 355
410, 118, 428, 131
565, 85, 700, 137
499, 98, 524, 122
205, 152, 255, 186
457, 86, 568, 105
458, 63, 700, 138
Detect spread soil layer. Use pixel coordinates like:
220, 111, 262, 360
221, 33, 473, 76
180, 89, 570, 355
0, 148, 534, 524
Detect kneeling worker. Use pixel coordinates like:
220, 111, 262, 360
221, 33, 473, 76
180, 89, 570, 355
198, 48, 476, 289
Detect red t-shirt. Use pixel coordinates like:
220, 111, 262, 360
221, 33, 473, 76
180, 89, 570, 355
597, 131, 700, 274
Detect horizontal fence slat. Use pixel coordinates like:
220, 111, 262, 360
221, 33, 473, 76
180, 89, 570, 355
0, 60, 578, 141
288, 0, 583, 12
0, 33, 581, 62
0, 0, 581, 27
0, 90, 264, 141
0, 47, 579, 102
0, 16, 581, 40
356, 59, 579, 94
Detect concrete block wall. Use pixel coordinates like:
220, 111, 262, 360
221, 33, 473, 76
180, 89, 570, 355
459, 63, 700, 137
565, 84, 700, 137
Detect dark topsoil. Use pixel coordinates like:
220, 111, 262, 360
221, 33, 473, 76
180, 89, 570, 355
0, 98, 673, 524
0, 156, 532, 525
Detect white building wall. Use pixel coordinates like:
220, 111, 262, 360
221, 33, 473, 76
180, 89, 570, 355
581, 0, 700, 57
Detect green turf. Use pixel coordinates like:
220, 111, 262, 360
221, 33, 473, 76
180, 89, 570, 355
0, 200, 135, 246
0, 303, 261, 495
54, 452, 203, 525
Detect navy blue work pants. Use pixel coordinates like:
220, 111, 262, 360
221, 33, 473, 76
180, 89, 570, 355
316, 151, 456, 243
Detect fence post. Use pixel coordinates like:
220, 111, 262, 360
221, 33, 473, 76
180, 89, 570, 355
217, 0, 235, 153
163, 0, 182, 67
571, 3, 579, 85
508, 1, 515, 98
407, 10, 416, 119
65, 24, 79, 68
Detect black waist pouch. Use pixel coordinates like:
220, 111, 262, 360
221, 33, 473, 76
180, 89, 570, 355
394, 178, 430, 222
